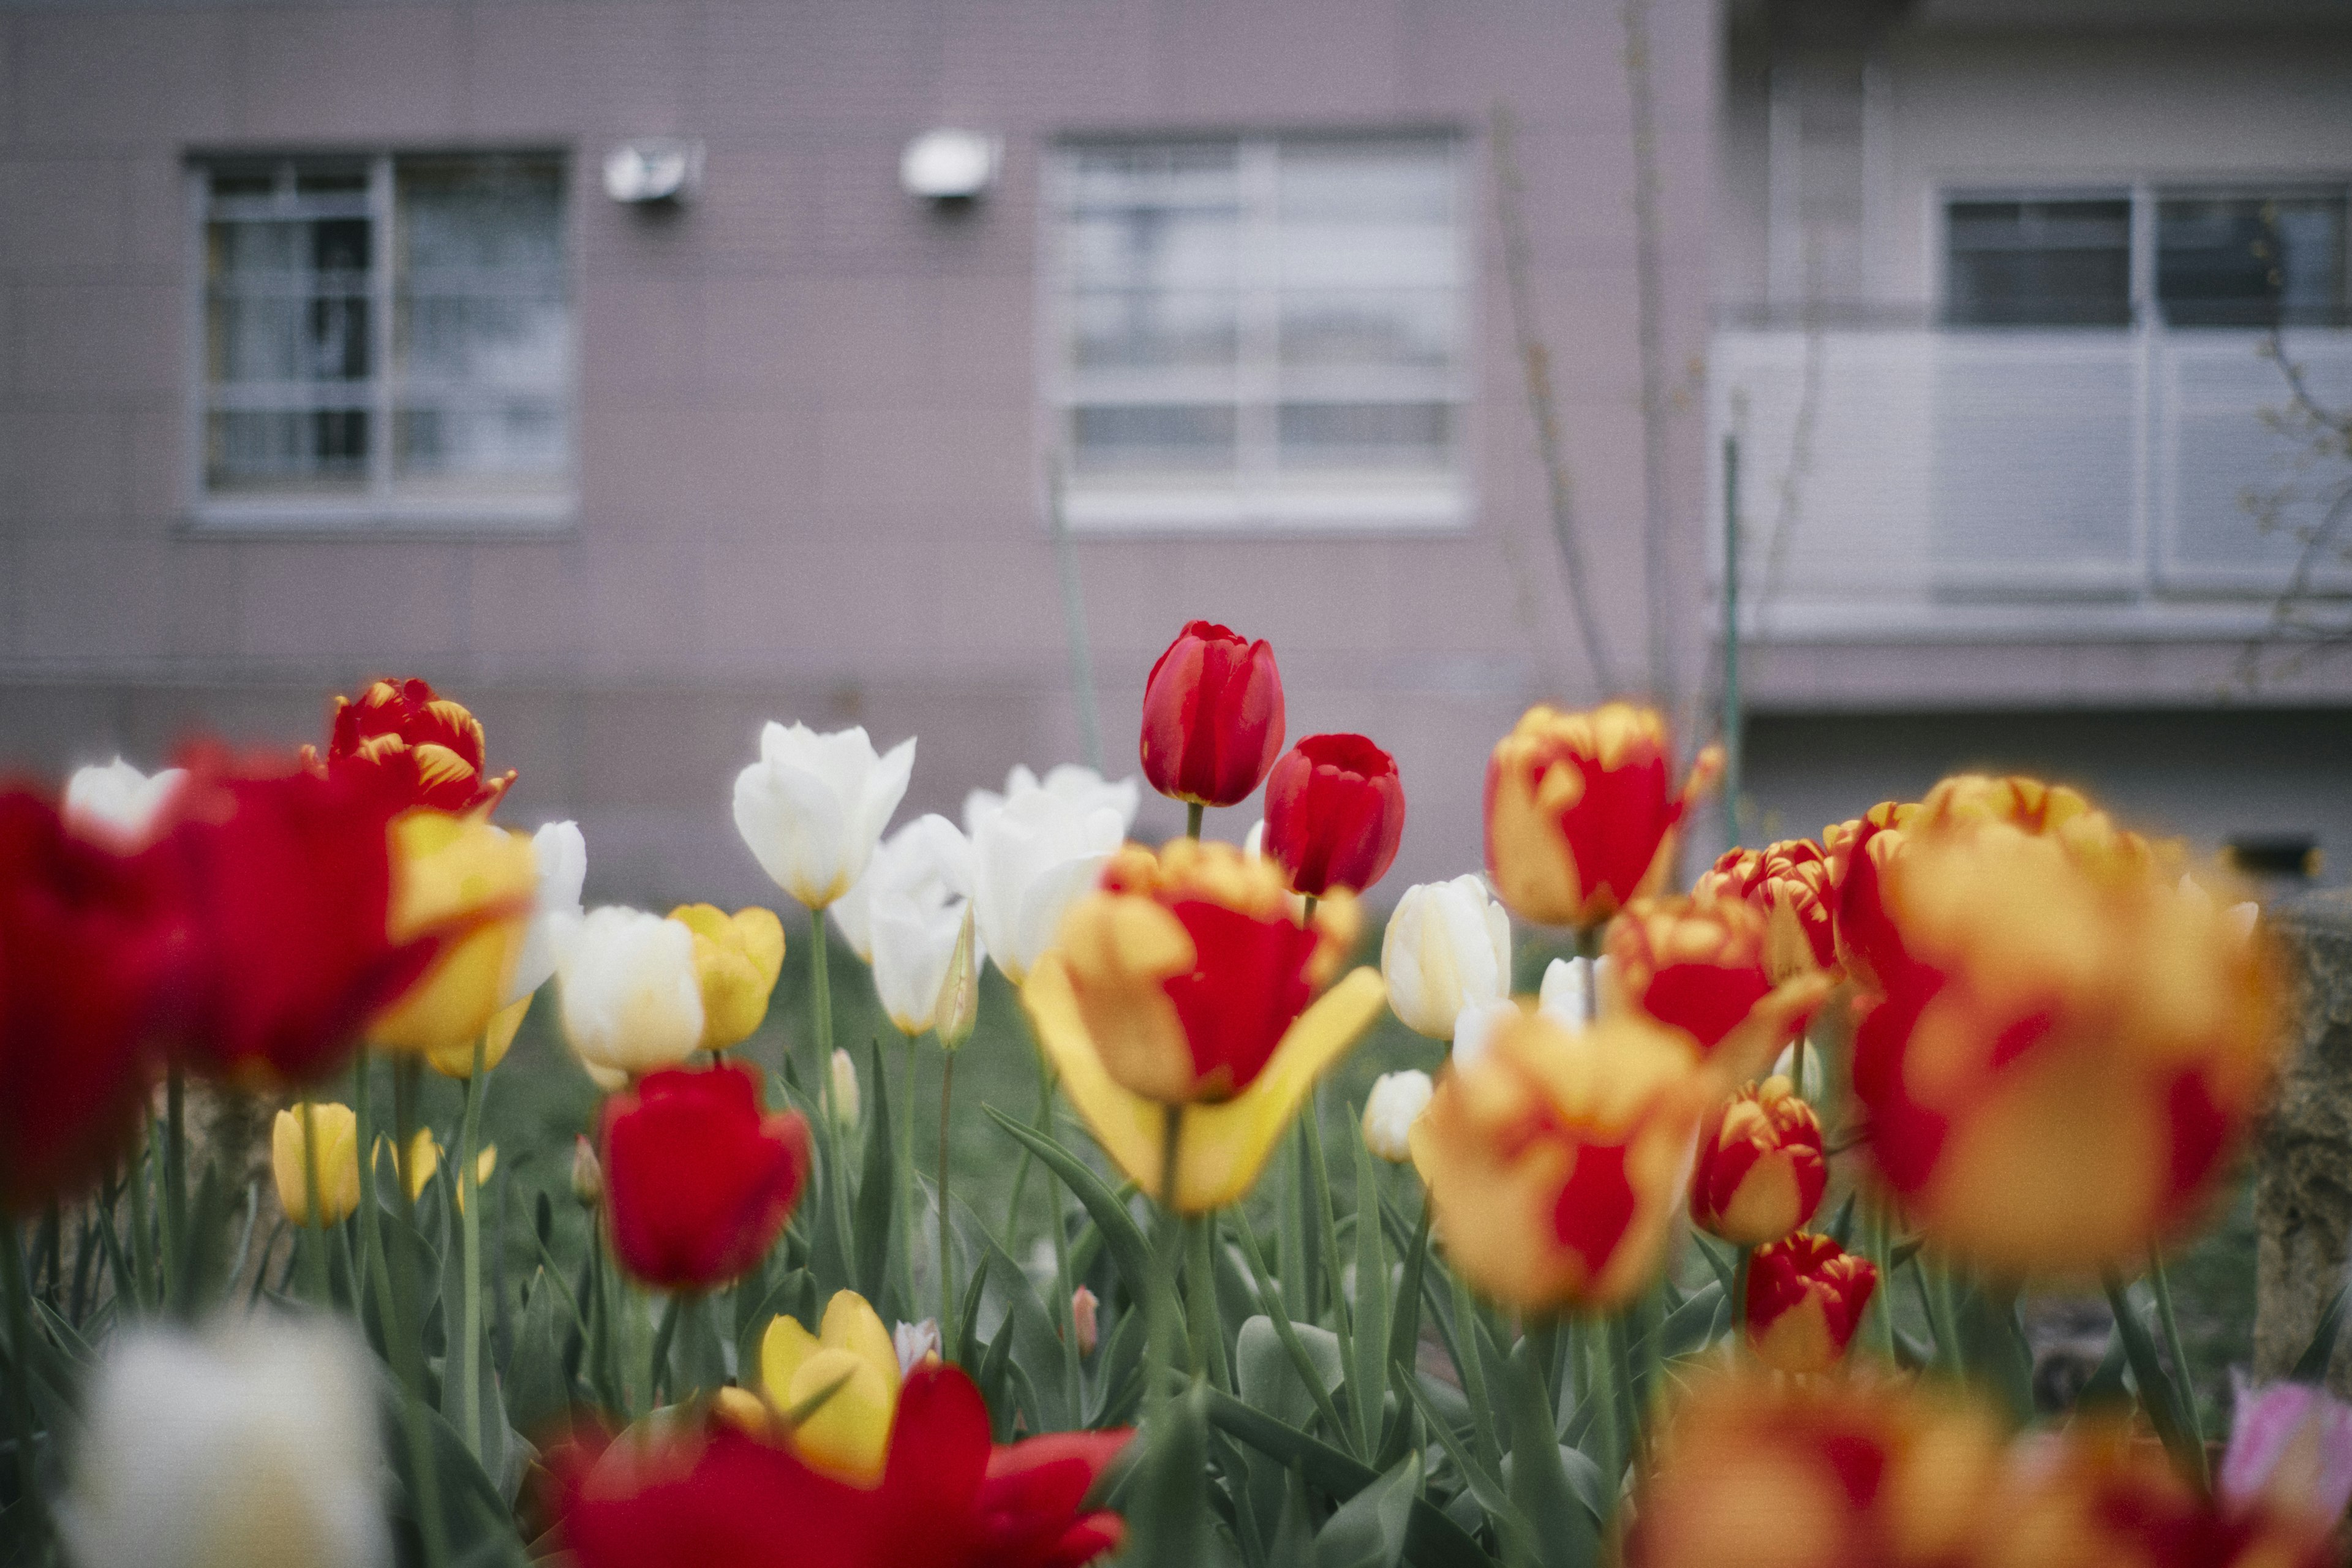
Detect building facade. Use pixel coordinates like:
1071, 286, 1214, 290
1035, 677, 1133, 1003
0, 0, 1715, 903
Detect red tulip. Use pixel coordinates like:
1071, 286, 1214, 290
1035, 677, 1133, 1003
601, 1063, 811, 1291
1261, 733, 1405, 897
1689, 1077, 1827, 1246
164, 758, 441, 1087
306, 676, 515, 816
1745, 1232, 1878, 1374
0, 792, 180, 1212
554, 1363, 1131, 1568
1139, 621, 1284, 809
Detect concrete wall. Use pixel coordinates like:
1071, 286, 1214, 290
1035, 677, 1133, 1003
0, 0, 1721, 907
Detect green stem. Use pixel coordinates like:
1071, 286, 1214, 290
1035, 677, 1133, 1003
938, 1052, 958, 1358
2, 1223, 49, 1544
356, 1059, 448, 1568
162, 1063, 187, 1304
1862, 1201, 1897, 1364
899, 1033, 920, 1313
1788, 1035, 1807, 1096
1148, 1105, 1186, 1408
1449, 1270, 1501, 1473
124, 1130, 156, 1313
298, 1099, 331, 1306
649, 1292, 684, 1408
456, 1031, 489, 1460
1003, 1060, 1050, 1253
393, 1056, 422, 1219
1185, 1212, 1225, 1388
1301, 894, 1317, 925
1185, 801, 1204, 840
810, 919, 854, 1275
2148, 1252, 2211, 1469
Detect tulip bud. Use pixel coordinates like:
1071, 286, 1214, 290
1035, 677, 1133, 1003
1261, 733, 1406, 897
934, 904, 981, 1052
1381, 875, 1510, 1040
400, 1128, 439, 1200
1744, 1233, 1878, 1375
893, 1318, 942, 1374
1070, 1286, 1101, 1358
571, 1133, 603, 1207
1361, 1070, 1433, 1163
1139, 620, 1286, 809
827, 1048, 861, 1133
271, 1102, 362, 1227
1689, 1077, 1827, 1245
668, 904, 786, 1052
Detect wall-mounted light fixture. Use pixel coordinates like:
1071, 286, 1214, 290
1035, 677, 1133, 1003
900, 129, 1001, 203
603, 138, 704, 205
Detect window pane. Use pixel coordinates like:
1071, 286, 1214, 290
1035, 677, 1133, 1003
2158, 194, 2346, 327
1277, 402, 1452, 470
1276, 139, 1457, 290
1279, 288, 1452, 371
1074, 288, 1238, 369
202, 203, 374, 493
205, 410, 370, 492
1071, 404, 1237, 472
1945, 198, 2131, 326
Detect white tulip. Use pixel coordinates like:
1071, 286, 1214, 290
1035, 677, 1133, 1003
62, 758, 187, 850
832, 813, 974, 965
732, 722, 916, 910
1450, 998, 1522, 1074
963, 763, 1139, 843
827, 1047, 861, 1132
1362, 1070, 1434, 1163
1537, 955, 1607, 1030
967, 783, 1128, 987
1382, 876, 1512, 1039
893, 1318, 941, 1373
61, 1319, 390, 1568
557, 906, 705, 1091
503, 820, 587, 1005
856, 816, 984, 1036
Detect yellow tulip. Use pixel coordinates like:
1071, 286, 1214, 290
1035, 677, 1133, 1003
382, 1129, 495, 1207
1023, 954, 1388, 1213
759, 1291, 901, 1483
668, 904, 786, 1052
272, 1102, 361, 1227
424, 992, 532, 1080
369, 810, 537, 1056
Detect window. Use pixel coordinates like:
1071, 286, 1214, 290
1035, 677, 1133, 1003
194, 153, 571, 525
1943, 185, 2351, 330
1050, 134, 1466, 530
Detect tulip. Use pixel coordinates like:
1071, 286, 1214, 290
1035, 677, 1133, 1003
761, 1290, 902, 1483
2220, 1381, 2352, 1528
1139, 620, 1286, 809
1070, 1286, 1100, 1359
668, 903, 786, 1051
165, 760, 439, 1086
934, 906, 981, 1051
386, 1129, 496, 1208
62, 758, 187, 851
271, 1101, 361, 1227
894, 1318, 943, 1374
1052, 839, 1362, 1105
1410, 1007, 1708, 1310
1381, 875, 1511, 1040
1483, 701, 1719, 931
965, 763, 1140, 843
1605, 896, 1833, 1080
367, 808, 537, 1060
571, 1133, 604, 1206
836, 815, 983, 1036
507, 820, 587, 1005
600, 1062, 811, 1290
1361, 1069, 1433, 1163
0, 791, 178, 1213
1447, 997, 1522, 1073
1852, 827, 2283, 1275
1624, 1370, 2005, 1568
59, 1320, 392, 1568
559, 907, 707, 1091
1689, 1076, 1827, 1245
827, 1048, 861, 1133
1744, 1232, 1878, 1374
731, 722, 915, 910
967, 775, 1131, 987
1261, 733, 1406, 897
1988, 1423, 2339, 1568
1536, 954, 1604, 1027
424, 992, 531, 1081
1695, 837, 1839, 981
307, 674, 515, 816
1023, 841, 1388, 1212
552, 1364, 1131, 1568
830, 813, 972, 962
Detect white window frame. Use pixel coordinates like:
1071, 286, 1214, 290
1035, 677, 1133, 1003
1041, 130, 1474, 535
182, 150, 578, 535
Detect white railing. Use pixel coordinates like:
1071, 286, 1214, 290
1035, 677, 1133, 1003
1709, 323, 2352, 640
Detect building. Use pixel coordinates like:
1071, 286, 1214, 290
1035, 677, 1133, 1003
1, 0, 2346, 907
0, 0, 1714, 903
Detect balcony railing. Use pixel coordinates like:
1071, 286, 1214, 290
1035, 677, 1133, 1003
1709, 322, 2352, 640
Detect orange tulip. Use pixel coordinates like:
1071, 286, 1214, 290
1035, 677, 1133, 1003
1409, 1007, 1707, 1311
1851, 826, 2281, 1276
1604, 897, 1832, 1080
1744, 1232, 1878, 1374
1482, 703, 1719, 932
1689, 1076, 1826, 1245
1623, 1371, 2005, 1568
1695, 837, 1839, 982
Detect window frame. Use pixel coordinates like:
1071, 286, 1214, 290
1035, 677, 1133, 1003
181, 148, 579, 536
1041, 128, 1475, 537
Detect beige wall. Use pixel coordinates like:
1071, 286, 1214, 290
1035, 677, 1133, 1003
0, 0, 1722, 905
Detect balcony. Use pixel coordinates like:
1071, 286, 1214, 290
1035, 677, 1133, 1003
1709, 322, 2352, 642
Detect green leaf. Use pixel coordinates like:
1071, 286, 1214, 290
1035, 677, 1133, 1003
1953, 1280, 2035, 1430
2100, 1274, 2205, 1487
1238, 1315, 1346, 1431
503, 1270, 571, 1440
1503, 1337, 1600, 1568
984, 1106, 1152, 1307
1652, 1281, 1727, 1360
675, 1292, 730, 1398
1234, 1221, 1350, 1447
1128, 1381, 1211, 1568
1316, 1452, 1421, 1568
853, 1037, 899, 1317
1349, 1128, 1393, 1458
2294, 1278, 2349, 1385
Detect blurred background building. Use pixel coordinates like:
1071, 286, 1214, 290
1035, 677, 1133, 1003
0, 0, 2346, 903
